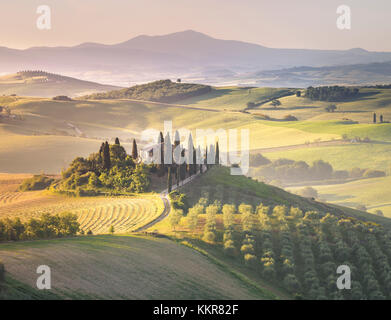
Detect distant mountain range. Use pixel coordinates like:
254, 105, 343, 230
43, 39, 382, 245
1, 30, 391, 87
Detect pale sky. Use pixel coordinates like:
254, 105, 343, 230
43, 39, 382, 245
1, 0, 391, 51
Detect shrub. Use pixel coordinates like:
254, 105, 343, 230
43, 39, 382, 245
19, 175, 55, 191
244, 254, 257, 268
284, 274, 301, 294
363, 169, 386, 179
224, 240, 236, 257
298, 187, 318, 199
52, 95, 72, 101
249, 154, 271, 167
356, 204, 367, 212
240, 244, 255, 255
375, 210, 384, 217
283, 114, 298, 121
203, 231, 216, 243
223, 230, 234, 242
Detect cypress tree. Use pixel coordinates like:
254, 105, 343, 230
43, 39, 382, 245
205, 147, 208, 169
132, 139, 138, 160
167, 166, 172, 192
164, 133, 172, 166
159, 131, 164, 168
174, 130, 180, 147
187, 133, 194, 175
177, 165, 181, 186
99, 142, 105, 164
215, 141, 220, 165
115, 137, 120, 145
208, 144, 215, 168
103, 141, 111, 170
193, 147, 197, 175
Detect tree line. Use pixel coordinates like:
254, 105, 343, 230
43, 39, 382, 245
83, 79, 212, 103
0, 212, 79, 242
305, 86, 359, 102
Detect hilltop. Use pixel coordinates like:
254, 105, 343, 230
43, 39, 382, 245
83, 79, 212, 103
0, 71, 120, 98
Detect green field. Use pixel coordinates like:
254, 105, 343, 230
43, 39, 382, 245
265, 143, 391, 172
0, 235, 275, 299
288, 176, 391, 218
178, 86, 293, 111
1, 95, 339, 173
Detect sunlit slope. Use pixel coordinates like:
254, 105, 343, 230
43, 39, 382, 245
2, 95, 341, 173
265, 143, 391, 172
0, 235, 271, 299
292, 176, 391, 218
178, 167, 391, 228
249, 88, 391, 122
0, 181, 163, 234
0, 71, 120, 98
177, 86, 293, 111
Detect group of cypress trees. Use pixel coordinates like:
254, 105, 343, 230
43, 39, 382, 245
98, 137, 139, 171
373, 113, 385, 123
158, 130, 220, 192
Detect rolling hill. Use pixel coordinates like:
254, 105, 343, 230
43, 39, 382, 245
83, 79, 212, 103
244, 61, 391, 87
0, 71, 121, 98
0, 235, 274, 299
2, 166, 390, 300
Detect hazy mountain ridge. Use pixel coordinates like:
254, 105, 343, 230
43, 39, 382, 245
1, 30, 391, 86
244, 61, 391, 87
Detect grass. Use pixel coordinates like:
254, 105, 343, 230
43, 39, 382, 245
264, 120, 391, 142
1, 95, 340, 173
288, 176, 391, 218
0, 234, 272, 299
253, 88, 391, 123
265, 143, 391, 172
178, 87, 293, 111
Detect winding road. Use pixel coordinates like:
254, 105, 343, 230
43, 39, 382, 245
133, 169, 204, 232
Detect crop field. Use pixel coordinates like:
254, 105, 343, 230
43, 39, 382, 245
0, 235, 271, 299
0, 192, 164, 234
0, 174, 164, 234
